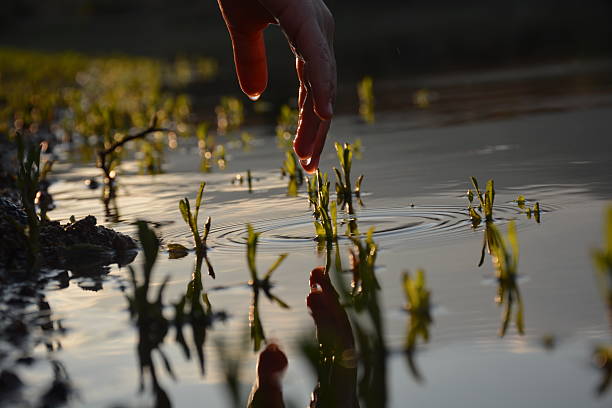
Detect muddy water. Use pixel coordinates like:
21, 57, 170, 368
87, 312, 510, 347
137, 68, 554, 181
37, 66, 612, 407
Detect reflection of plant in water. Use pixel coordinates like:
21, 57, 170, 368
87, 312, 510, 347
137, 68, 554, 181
246, 224, 290, 351
343, 230, 387, 407
127, 221, 225, 406
40, 360, 74, 407
280, 151, 304, 196
275, 104, 298, 149
402, 269, 433, 382
591, 207, 612, 396
125, 221, 173, 407
309, 170, 338, 245
357, 76, 375, 124
487, 221, 524, 337
334, 142, 364, 212
173, 254, 222, 376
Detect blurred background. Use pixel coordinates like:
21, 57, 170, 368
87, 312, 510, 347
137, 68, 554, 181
2, 0, 611, 115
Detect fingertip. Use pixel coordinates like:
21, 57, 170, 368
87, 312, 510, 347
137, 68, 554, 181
300, 156, 320, 174
293, 138, 311, 160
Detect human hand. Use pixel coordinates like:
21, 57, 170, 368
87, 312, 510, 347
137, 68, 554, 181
217, 0, 336, 173
247, 342, 288, 408
307, 267, 359, 408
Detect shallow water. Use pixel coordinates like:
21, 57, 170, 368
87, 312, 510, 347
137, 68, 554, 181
21, 64, 612, 407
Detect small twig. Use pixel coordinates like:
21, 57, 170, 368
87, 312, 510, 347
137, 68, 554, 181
97, 126, 169, 162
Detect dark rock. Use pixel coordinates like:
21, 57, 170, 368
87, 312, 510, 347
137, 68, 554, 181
0, 370, 23, 394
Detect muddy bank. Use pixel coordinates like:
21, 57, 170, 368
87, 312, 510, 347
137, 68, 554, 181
0, 198, 137, 279
0, 135, 137, 280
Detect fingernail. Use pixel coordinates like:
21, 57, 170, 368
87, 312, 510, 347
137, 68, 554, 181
248, 93, 261, 101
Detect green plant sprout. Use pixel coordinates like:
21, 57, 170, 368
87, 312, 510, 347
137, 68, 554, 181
357, 76, 375, 124
246, 224, 290, 351
487, 221, 524, 337
467, 176, 495, 226
231, 169, 254, 193
590, 207, 612, 396
197, 122, 221, 173
309, 170, 338, 244
402, 268, 433, 382
592, 206, 612, 314
593, 345, 612, 396
333, 142, 364, 211
275, 104, 298, 149
15, 133, 42, 274
306, 174, 318, 206
467, 177, 500, 267
281, 151, 304, 196
177, 182, 213, 264
516, 195, 541, 223
215, 96, 244, 135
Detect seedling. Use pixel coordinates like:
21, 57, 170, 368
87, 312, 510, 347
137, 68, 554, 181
15, 133, 42, 274
402, 268, 433, 382
178, 182, 212, 262
275, 104, 298, 149
357, 76, 375, 124
333, 142, 364, 211
231, 170, 254, 193
215, 96, 243, 135
246, 224, 290, 351
309, 170, 338, 244
592, 345, 612, 395
467, 177, 501, 267
592, 206, 612, 312
467, 176, 495, 225
306, 174, 318, 206
487, 221, 524, 337
281, 151, 304, 196
516, 196, 542, 223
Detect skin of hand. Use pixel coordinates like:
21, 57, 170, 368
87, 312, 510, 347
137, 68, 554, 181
247, 342, 288, 408
217, 0, 336, 173
307, 267, 359, 408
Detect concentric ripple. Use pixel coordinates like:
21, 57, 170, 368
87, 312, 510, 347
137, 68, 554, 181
181, 203, 546, 254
